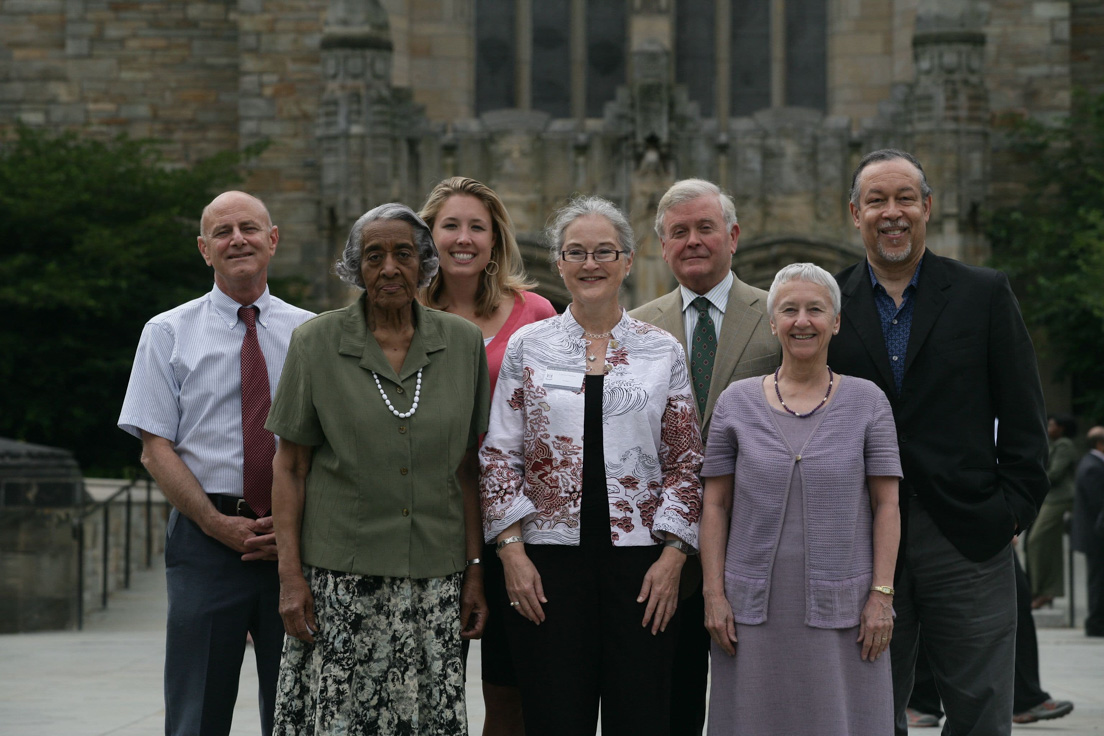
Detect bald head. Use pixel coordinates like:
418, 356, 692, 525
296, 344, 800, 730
196, 190, 278, 303
1089, 426, 1104, 450
200, 191, 273, 239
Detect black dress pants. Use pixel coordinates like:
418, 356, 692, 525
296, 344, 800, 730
504, 543, 677, 736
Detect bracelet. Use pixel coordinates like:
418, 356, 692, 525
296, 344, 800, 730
465, 558, 482, 567
870, 585, 895, 596
663, 537, 697, 556
495, 535, 524, 555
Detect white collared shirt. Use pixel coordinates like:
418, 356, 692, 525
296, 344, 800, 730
679, 270, 733, 354
118, 284, 314, 497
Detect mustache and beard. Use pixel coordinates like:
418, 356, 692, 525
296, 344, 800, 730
875, 219, 913, 263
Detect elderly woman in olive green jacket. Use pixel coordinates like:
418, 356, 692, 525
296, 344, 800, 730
266, 203, 490, 735
1027, 414, 1079, 608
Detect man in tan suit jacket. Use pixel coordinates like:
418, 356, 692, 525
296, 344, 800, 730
630, 179, 779, 735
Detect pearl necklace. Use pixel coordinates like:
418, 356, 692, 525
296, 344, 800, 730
372, 368, 422, 418
774, 366, 834, 418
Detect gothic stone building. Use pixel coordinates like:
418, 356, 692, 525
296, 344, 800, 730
1, 0, 1101, 312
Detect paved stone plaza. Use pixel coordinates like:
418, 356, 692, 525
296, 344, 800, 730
0, 560, 1101, 735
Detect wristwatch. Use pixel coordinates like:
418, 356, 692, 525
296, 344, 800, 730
870, 585, 895, 596
663, 537, 697, 556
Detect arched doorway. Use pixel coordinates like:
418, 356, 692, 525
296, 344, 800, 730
735, 236, 863, 290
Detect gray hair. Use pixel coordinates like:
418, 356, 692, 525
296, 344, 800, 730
545, 195, 635, 265
849, 149, 934, 208
654, 179, 738, 239
766, 263, 842, 317
334, 203, 440, 289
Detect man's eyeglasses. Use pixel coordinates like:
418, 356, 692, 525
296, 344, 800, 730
561, 248, 626, 263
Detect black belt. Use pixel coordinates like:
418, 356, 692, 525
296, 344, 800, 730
208, 494, 266, 520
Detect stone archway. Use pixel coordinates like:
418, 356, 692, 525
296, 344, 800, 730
734, 236, 864, 290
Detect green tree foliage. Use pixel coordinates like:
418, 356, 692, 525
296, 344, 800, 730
988, 92, 1104, 422
0, 127, 261, 475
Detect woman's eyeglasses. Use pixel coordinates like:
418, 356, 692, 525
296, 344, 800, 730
561, 248, 625, 263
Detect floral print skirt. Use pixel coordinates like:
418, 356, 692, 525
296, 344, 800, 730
273, 567, 466, 736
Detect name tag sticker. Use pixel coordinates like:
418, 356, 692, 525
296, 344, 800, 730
543, 369, 584, 392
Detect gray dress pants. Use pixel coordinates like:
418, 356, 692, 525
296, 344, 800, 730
890, 498, 1017, 736
164, 508, 284, 736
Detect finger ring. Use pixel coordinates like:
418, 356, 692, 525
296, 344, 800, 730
510, 601, 520, 607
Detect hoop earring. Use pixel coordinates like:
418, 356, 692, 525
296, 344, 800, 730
484, 260, 500, 276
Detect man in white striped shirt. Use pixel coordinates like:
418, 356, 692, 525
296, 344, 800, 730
119, 191, 313, 736
630, 179, 780, 736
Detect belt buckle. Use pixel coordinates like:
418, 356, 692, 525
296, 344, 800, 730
234, 498, 254, 518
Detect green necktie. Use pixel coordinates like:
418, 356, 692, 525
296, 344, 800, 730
690, 296, 717, 419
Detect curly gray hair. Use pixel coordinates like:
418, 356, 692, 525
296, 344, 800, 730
334, 203, 439, 289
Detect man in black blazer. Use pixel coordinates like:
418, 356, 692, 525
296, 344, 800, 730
1073, 426, 1104, 637
827, 150, 1049, 736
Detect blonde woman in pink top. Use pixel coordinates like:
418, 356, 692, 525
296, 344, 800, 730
418, 176, 556, 736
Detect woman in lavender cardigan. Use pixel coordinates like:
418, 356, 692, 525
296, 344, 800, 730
699, 263, 902, 735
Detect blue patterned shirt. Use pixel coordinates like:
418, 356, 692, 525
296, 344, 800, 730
868, 258, 923, 395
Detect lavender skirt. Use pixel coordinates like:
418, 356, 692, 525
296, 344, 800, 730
707, 430, 892, 735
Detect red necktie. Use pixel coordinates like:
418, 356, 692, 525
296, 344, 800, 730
239, 306, 273, 517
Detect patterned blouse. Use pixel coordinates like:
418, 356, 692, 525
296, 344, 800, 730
479, 308, 704, 549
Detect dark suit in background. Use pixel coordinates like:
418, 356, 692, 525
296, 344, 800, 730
1073, 431, 1104, 637
828, 150, 1048, 736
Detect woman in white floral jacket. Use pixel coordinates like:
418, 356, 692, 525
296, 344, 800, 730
479, 195, 704, 736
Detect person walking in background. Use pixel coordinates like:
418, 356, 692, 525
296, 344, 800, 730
827, 149, 1049, 736
1028, 414, 1079, 609
630, 178, 779, 736
480, 195, 703, 736
418, 176, 557, 735
700, 263, 900, 735
118, 191, 314, 735
1074, 426, 1104, 637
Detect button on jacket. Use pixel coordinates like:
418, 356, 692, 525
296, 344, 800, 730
266, 296, 490, 579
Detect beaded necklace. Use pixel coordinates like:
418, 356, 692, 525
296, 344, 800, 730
773, 366, 834, 418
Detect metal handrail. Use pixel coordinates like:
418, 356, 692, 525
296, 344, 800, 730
73, 472, 155, 630
1066, 511, 1076, 628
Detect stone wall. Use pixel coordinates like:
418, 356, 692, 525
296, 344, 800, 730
1071, 0, 1104, 96
0, 0, 328, 289
0, 507, 78, 632
0, 480, 169, 633
77, 480, 170, 625
0, 0, 1096, 309
0, 1, 240, 159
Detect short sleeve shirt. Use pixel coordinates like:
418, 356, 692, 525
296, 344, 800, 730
118, 284, 313, 496
266, 296, 490, 579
